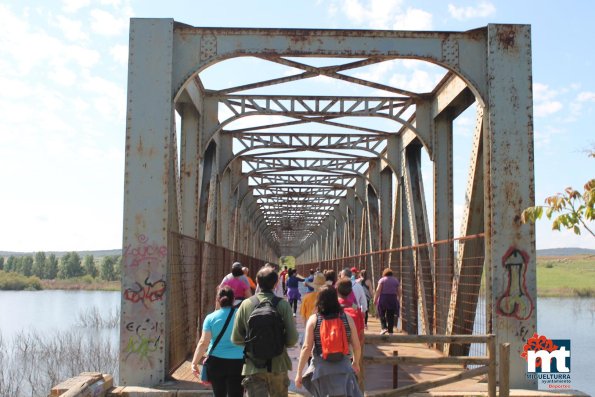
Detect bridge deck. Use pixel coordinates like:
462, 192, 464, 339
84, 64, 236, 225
161, 304, 486, 395
100, 301, 588, 396
113, 297, 587, 397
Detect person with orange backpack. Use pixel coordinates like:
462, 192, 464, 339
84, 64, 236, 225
336, 277, 365, 391
295, 285, 362, 397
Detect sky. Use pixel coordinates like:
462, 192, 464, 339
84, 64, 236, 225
0, 0, 593, 252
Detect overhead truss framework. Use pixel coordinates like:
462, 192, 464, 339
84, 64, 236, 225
122, 20, 536, 390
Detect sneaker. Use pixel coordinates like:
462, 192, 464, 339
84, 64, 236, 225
293, 313, 296, 317
380, 329, 388, 335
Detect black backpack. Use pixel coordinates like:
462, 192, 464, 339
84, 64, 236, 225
244, 295, 286, 370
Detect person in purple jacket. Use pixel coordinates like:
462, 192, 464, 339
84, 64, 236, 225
374, 267, 401, 335
285, 268, 305, 317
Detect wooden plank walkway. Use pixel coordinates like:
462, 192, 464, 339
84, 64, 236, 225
166, 303, 470, 395
160, 300, 587, 396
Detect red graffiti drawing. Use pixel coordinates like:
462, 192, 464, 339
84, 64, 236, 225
124, 276, 166, 308
496, 247, 534, 320
123, 234, 167, 268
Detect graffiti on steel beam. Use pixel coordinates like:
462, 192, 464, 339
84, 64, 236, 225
123, 234, 167, 268
123, 275, 167, 308
496, 247, 534, 320
124, 333, 161, 361
515, 325, 530, 342
126, 318, 159, 336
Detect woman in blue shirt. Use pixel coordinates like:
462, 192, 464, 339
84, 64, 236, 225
191, 286, 244, 396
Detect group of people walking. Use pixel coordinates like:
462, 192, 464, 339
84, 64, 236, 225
191, 261, 401, 397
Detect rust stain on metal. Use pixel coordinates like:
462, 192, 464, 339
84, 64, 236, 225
137, 136, 144, 154
497, 27, 517, 50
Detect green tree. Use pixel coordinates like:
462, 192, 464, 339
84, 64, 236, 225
5, 256, 16, 272
33, 251, 46, 278
21, 255, 34, 277
83, 255, 97, 278
522, 151, 594, 238
114, 255, 122, 280
100, 256, 116, 281
46, 253, 58, 279
58, 252, 83, 279
0, 256, 4, 271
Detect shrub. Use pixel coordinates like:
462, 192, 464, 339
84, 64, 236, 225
81, 275, 94, 284
574, 288, 594, 298
0, 271, 42, 291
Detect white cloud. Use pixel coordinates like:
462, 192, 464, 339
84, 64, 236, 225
54, 14, 88, 41
48, 64, 77, 86
533, 83, 563, 118
81, 74, 126, 120
335, 0, 432, 30
577, 91, 595, 102
110, 44, 128, 66
61, 0, 91, 13
448, 1, 495, 20
353, 61, 394, 82
90, 8, 129, 36
389, 69, 441, 93
535, 101, 563, 117
393, 7, 433, 30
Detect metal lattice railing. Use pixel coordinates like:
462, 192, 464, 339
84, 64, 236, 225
167, 232, 267, 373
296, 234, 487, 356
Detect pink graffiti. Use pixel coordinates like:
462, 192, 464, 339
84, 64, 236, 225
124, 234, 167, 268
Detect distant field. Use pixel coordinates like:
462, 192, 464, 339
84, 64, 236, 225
537, 254, 595, 297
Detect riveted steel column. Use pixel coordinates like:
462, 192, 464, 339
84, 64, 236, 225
120, 18, 174, 387
179, 103, 201, 238
218, 129, 234, 249
380, 167, 393, 251
354, 179, 366, 256
386, 135, 403, 274
400, 146, 416, 333
404, 143, 434, 335
485, 24, 536, 389
433, 114, 454, 338
446, 106, 486, 356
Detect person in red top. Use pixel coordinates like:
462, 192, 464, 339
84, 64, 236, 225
336, 277, 365, 391
279, 265, 288, 296
336, 278, 364, 341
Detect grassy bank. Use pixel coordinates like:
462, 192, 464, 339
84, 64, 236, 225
41, 278, 120, 291
537, 254, 595, 297
0, 272, 119, 291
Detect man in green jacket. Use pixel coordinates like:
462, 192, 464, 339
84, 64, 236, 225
232, 266, 298, 396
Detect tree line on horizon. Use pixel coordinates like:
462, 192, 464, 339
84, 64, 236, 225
0, 252, 121, 281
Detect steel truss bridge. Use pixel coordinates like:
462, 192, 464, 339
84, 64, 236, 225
121, 20, 536, 390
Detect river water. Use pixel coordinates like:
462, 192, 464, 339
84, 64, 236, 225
0, 291, 593, 394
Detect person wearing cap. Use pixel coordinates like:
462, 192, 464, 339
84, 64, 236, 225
220, 262, 252, 305
300, 272, 326, 322
350, 267, 359, 281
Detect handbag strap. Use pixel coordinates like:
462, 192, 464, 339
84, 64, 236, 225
208, 306, 235, 355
